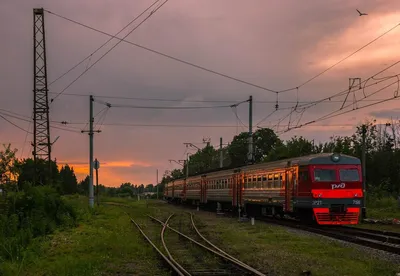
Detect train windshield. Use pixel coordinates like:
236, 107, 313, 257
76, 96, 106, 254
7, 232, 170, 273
339, 169, 359, 181
314, 169, 337, 181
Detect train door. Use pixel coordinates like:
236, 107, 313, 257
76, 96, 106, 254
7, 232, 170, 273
237, 173, 243, 208
200, 176, 207, 203
232, 174, 237, 207
285, 169, 295, 212
183, 179, 187, 201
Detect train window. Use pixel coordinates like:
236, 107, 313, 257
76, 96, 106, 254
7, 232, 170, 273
300, 171, 308, 181
339, 169, 360, 181
314, 169, 337, 181
273, 173, 280, 188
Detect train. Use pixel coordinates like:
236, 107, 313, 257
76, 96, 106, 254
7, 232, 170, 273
164, 153, 363, 225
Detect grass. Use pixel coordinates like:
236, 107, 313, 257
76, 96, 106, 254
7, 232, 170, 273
3, 196, 399, 276
353, 197, 400, 232
156, 202, 400, 276
0, 196, 170, 276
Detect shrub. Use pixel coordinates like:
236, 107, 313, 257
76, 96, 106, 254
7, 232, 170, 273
0, 186, 77, 262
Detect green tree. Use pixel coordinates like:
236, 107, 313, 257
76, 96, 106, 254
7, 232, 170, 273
59, 164, 78, 194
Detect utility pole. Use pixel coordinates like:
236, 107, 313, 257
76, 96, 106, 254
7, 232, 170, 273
248, 95, 253, 164
219, 137, 223, 168
186, 153, 189, 178
156, 169, 159, 199
361, 125, 367, 219
94, 158, 100, 206
33, 8, 51, 184
81, 95, 101, 208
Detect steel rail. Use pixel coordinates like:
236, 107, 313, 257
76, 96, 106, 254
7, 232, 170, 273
260, 217, 400, 255
147, 214, 266, 276
160, 214, 192, 276
341, 226, 400, 239
188, 212, 265, 275
126, 212, 185, 276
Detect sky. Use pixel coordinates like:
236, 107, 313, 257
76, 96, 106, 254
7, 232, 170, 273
1, 0, 400, 187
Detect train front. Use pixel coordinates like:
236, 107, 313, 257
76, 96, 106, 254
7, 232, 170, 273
310, 153, 363, 225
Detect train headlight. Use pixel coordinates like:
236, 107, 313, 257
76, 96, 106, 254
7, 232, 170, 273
331, 153, 340, 162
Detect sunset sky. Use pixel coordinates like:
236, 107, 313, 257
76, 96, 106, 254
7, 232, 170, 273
1, 0, 400, 187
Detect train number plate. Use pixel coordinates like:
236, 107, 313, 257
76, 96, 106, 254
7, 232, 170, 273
352, 200, 361, 205
312, 200, 322, 206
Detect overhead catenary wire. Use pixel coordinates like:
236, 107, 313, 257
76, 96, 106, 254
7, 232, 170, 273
47, 0, 162, 87
45, 10, 400, 96
45, 9, 279, 94
279, 22, 400, 92
0, 111, 82, 134
47, 91, 400, 104
264, 63, 400, 129
93, 97, 245, 109
48, 0, 170, 104
279, 79, 400, 134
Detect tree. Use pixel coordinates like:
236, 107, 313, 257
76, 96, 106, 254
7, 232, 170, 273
16, 158, 59, 189
0, 144, 18, 186
77, 175, 89, 195
253, 128, 281, 161
59, 164, 78, 194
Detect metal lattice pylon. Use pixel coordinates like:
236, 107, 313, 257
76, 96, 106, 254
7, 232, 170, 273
33, 8, 51, 180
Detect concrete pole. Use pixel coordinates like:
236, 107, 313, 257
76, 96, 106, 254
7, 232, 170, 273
248, 95, 253, 164
89, 95, 94, 208
219, 137, 223, 168
156, 169, 159, 199
361, 125, 367, 219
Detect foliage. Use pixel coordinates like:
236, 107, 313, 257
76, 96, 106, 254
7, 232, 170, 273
160, 119, 400, 198
0, 144, 79, 271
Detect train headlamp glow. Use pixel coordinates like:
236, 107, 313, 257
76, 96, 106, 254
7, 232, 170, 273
331, 153, 340, 162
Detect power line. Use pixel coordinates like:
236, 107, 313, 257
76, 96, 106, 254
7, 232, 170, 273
279, 21, 400, 92
47, 91, 400, 104
280, 80, 400, 134
0, 111, 82, 134
48, 0, 170, 103
45, 10, 400, 96
44, 9, 279, 94
93, 97, 242, 109
265, 63, 400, 128
0, 114, 31, 134
48, 0, 162, 87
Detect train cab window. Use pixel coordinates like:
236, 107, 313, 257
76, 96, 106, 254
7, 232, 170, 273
299, 171, 308, 181
314, 169, 337, 181
339, 169, 359, 181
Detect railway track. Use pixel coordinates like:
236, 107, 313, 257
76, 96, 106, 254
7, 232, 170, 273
168, 202, 400, 255
258, 217, 400, 255
148, 212, 266, 276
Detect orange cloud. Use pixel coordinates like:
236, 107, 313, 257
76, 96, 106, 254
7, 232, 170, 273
56, 159, 154, 187
306, 12, 400, 70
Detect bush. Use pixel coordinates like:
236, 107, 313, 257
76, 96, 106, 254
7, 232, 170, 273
0, 186, 77, 262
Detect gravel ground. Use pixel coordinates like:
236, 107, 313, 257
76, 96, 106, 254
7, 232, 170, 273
285, 227, 400, 265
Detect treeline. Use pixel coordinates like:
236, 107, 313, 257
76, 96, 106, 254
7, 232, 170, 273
0, 145, 78, 269
160, 120, 400, 198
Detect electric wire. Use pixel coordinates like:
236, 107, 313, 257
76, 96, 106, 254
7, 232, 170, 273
47, 91, 400, 104
48, 0, 169, 103
47, 0, 162, 87
45, 10, 400, 96
44, 9, 279, 94
93, 97, 243, 109
280, 80, 400, 134
278, 22, 400, 92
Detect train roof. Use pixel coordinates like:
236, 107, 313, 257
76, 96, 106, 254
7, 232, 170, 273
167, 153, 360, 182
